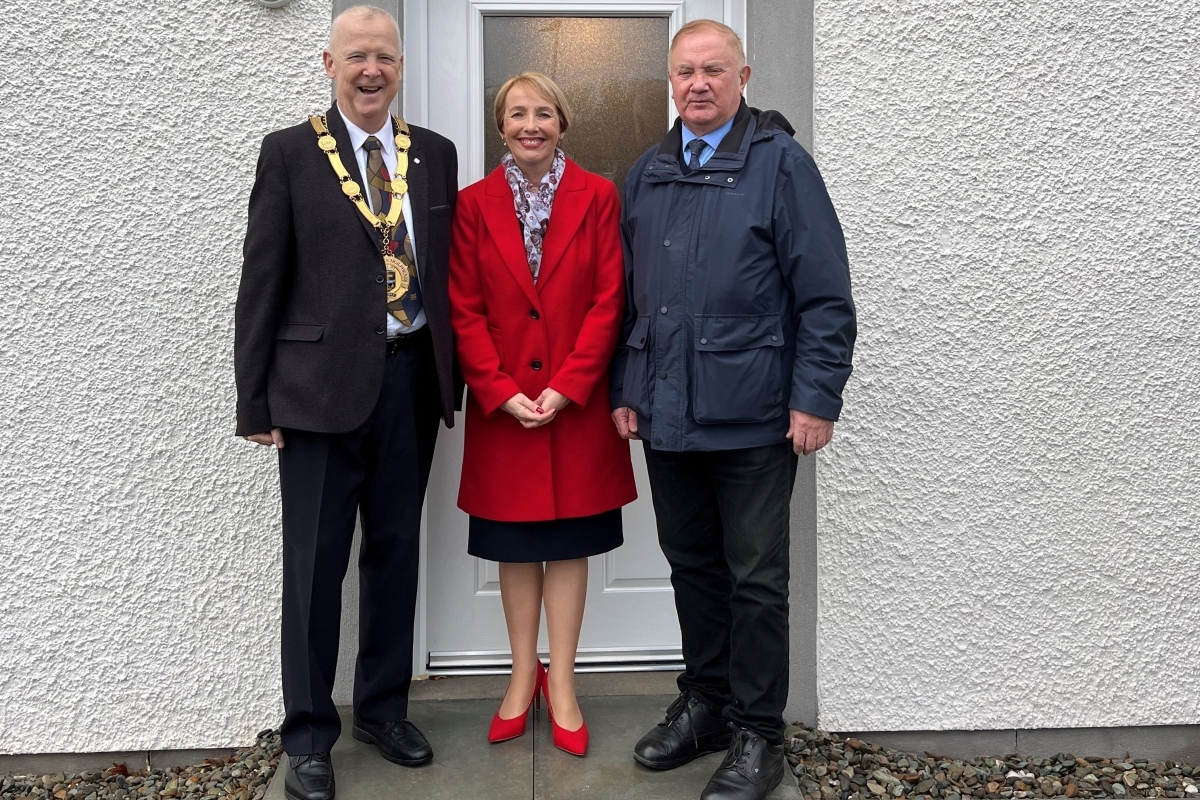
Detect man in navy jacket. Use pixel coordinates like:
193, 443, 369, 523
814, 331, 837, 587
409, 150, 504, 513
612, 19, 855, 800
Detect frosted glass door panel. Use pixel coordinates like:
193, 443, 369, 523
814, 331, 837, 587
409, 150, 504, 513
484, 16, 669, 194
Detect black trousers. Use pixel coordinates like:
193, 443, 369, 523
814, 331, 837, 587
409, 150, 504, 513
643, 441, 798, 744
277, 332, 440, 755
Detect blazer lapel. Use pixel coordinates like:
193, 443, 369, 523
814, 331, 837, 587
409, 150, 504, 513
481, 167, 540, 308
325, 105, 381, 246
536, 159, 591, 292
405, 129, 428, 281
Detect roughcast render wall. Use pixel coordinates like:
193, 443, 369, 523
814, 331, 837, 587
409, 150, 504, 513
0, 2, 327, 752
813, 2, 1200, 730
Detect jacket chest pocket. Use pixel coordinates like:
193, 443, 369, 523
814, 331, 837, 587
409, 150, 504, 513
692, 315, 785, 424
620, 315, 652, 418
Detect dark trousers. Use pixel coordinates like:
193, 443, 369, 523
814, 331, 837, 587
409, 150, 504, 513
643, 441, 798, 744
277, 331, 440, 755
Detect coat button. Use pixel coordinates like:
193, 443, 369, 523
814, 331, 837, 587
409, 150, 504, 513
531, 360, 542, 370
663, 239, 671, 247
704, 175, 711, 180
657, 372, 667, 380
375, 325, 385, 335
376, 274, 385, 283
771, 335, 778, 341
727, 177, 734, 183
660, 306, 668, 314
653, 437, 662, 445
530, 309, 540, 319
639, 336, 646, 344
700, 338, 708, 345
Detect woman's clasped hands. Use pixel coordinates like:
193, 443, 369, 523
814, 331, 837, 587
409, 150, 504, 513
502, 388, 571, 428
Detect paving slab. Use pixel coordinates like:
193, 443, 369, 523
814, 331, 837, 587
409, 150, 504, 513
534, 694, 801, 800
266, 689, 799, 800
266, 700, 532, 800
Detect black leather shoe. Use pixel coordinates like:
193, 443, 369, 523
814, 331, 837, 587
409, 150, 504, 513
633, 691, 733, 770
700, 728, 786, 800
284, 752, 334, 800
352, 718, 434, 766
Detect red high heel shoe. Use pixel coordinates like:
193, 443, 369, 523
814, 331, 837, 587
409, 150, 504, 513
487, 661, 546, 743
542, 672, 589, 756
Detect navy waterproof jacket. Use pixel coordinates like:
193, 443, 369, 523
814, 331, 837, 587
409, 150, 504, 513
611, 101, 856, 452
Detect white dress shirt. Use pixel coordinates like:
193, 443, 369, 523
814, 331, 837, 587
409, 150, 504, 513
339, 105, 427, 335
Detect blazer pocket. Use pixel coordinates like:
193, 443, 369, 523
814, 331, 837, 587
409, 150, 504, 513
430, 203, 452, 216
692, 314, 785, 424
275, 323, 324, 342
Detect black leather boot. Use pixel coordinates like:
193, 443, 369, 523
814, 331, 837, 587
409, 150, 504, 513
633, 691, 733, 770
284, 752, 335, 800
700, 728, 786, 800
352, 718, 434, 766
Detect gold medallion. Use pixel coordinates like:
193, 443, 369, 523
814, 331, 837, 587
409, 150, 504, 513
395, 133, 411, 150
318, 135, 337, 152
385, 254, 410, 302
341, 180, 361, 197
391, 178, 409, 196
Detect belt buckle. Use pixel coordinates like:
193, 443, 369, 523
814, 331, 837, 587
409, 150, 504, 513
387, 329, 417, 354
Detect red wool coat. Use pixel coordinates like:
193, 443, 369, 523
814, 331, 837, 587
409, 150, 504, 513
449, 159, 637, 522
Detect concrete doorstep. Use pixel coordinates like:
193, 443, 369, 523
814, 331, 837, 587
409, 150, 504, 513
265, 694, 801, 800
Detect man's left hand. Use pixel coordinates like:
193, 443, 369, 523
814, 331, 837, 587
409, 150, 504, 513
786, 410, 834, 456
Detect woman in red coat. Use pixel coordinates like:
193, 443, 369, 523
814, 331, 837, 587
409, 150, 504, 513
449, 72, 636, 756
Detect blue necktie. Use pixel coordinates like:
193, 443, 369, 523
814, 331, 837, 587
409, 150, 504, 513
685, 138, 707, 170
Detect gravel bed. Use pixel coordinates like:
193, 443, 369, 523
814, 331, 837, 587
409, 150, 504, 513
0, 730, 281, 800
785, 725, 1199, 800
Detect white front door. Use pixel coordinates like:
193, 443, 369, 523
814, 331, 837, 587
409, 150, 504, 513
406, 0, 746, 672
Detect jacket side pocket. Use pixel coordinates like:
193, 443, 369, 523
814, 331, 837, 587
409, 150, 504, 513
620, 315, 652, 418
275, 323, 324, 342
692, 314, 784, 424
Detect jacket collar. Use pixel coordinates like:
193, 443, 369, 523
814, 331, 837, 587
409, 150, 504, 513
480, 157, 591, 302
644, 100, 759, 185
656, 100, 751, 161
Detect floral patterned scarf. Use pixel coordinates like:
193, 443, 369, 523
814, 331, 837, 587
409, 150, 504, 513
501, 149, 566, 283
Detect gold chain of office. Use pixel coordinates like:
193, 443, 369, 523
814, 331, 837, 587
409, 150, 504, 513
308, 114, 413, 302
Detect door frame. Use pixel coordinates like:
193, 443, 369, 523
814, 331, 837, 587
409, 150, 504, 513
402, 0, 747, 678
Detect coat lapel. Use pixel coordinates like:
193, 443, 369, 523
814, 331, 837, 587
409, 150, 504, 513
536, 159, 591, 293
326, 105, 382, 247
480, 167, 540, 309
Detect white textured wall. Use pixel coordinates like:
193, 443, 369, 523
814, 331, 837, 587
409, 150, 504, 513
0, 1, 327, 753
814, 2, 1200, 730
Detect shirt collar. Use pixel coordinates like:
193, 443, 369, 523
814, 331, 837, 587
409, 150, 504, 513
681, 114, 737, 154
338, 104, 395, 157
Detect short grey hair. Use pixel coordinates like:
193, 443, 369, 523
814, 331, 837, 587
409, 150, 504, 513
329, 5, 403, 53
669, 19, 745, 67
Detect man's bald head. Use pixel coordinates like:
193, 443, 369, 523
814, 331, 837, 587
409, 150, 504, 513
329, 5, 402, 53
323, 5, 403, 132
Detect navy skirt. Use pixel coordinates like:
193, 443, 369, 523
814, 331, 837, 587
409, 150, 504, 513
468, 509, 624, 563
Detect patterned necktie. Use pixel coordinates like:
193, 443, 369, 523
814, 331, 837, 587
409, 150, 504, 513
685, 138, 707, 170
363, 135, 423, 326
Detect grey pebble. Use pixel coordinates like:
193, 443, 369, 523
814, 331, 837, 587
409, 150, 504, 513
0, 731, 282, 800
786, 725, 1198, 800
